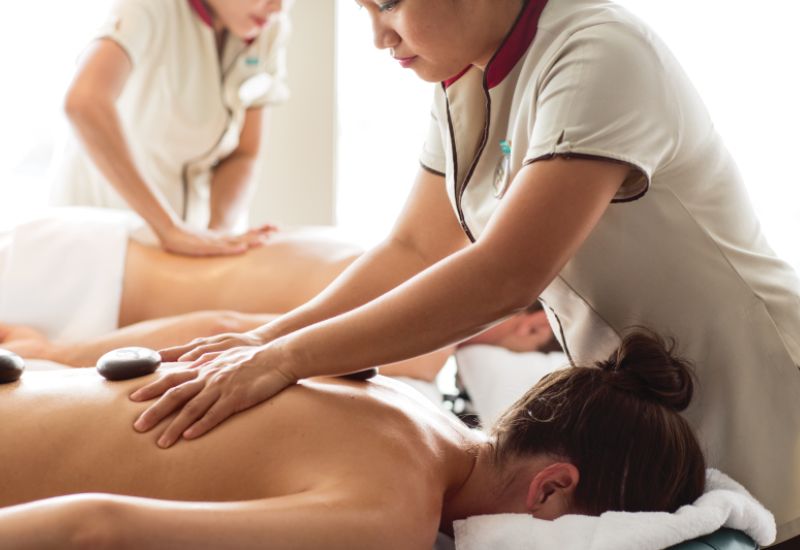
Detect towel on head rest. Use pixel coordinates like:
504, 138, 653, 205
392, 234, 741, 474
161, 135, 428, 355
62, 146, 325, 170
454, 469, 776, 550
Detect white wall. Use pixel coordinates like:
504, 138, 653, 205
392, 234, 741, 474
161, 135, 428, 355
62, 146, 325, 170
0, 0, 336, 230
250, 0, 337, 227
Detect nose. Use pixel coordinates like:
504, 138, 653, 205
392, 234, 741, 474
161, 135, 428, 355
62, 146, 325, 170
370, 14, 400, 51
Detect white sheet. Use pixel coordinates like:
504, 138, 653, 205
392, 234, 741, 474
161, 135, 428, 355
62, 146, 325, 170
455, 345, 568, 429
0, 208, 140, 341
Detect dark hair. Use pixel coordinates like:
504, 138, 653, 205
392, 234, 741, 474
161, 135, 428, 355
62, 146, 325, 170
491, 329, 706, 514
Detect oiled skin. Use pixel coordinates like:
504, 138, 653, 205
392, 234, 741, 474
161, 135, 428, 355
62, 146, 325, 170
0, 370, 477, 547
119, 229, 362, 327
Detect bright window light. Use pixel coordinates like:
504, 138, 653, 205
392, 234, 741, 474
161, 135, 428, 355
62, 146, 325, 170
335, 1, 800, 270
0, 2, 108, 230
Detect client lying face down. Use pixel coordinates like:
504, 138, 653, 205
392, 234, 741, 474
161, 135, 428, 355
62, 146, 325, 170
0, 331, 704, 549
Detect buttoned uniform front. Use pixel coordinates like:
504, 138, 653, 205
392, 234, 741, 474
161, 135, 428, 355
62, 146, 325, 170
420, 0, 800, 543
50, 0, 290, 229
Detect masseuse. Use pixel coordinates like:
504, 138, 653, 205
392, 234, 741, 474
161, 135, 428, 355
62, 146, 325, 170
132, 0, 800, 545
50, 0, 289, 256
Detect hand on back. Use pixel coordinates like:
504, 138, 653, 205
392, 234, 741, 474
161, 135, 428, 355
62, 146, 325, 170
157, 222, 277, 257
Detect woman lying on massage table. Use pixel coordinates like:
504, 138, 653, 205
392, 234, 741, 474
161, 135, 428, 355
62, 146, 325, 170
0, 214, 555, 378
0, 331, 704, 549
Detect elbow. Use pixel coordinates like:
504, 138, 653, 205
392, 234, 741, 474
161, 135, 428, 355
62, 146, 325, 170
475, 250, 546, 315
63, 87, 87, 122
63, 86, 106, 125
66, 495, 125, 550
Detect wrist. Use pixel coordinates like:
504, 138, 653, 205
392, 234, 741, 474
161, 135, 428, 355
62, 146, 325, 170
150, 211, 182, 239
251, 321, 285, 345
207, 216, 235, 233
265, 336, 304, 384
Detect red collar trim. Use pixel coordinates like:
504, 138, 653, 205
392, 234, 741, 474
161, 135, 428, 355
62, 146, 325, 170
444, 0, 549, 90
443, 66, 472, 88
187, 0, 258, 46
188, 0, 214, 27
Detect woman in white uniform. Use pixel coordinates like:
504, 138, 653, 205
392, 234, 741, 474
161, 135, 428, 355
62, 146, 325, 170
128, 1, 800, 545
50, 0, 290, 256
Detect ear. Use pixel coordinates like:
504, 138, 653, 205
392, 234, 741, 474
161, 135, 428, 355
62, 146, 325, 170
525, 462, 580, 520
514, 311, 554, 348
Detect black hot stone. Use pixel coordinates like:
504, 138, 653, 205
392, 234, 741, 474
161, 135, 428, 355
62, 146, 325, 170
340, 367, 379, 381
97, 347, 162, 381
0, 349, 25, 384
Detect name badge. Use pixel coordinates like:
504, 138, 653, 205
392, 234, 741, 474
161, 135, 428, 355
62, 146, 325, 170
493, 140, 512, 198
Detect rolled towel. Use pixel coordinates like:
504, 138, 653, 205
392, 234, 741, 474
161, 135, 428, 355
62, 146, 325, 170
454, 469, 776, 550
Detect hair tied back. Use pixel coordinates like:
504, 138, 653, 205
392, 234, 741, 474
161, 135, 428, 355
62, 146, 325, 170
597, 329, 695, 412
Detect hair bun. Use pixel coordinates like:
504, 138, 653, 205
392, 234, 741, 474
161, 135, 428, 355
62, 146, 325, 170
597, 329, 694, 411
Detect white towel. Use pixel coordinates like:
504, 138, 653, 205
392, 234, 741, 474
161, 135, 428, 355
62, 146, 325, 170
454, 469, 776, 550
0, 208, 140, 341
455, 345, 568, 429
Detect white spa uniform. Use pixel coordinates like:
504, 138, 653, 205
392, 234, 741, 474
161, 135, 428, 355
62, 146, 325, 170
420, 0, 800, 542
49, 0, 290, 228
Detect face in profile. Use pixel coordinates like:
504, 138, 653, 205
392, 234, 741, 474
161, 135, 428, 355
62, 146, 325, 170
207, 0, 283, 40
357, 0, 492, 82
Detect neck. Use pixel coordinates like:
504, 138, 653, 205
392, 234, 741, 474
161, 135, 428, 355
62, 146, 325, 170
440, 443, 511, 535
201, 1, 226, 34
473, 0, 527, 70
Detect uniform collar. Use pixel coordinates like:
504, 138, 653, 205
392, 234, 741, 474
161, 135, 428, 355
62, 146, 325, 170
444, 0, 549, 90
188, 0, 214, 28
188, 0, 258, 47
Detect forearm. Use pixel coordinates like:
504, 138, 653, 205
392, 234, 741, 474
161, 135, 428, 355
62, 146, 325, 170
379, 346, 456, 382
52, 312, 276, 367
0, 495, 99, 550
0, 493, 423, 550
65, 98, 176, 233
208, 154, 258, 231
280, 242, 540, 380
253, 237, 440, 343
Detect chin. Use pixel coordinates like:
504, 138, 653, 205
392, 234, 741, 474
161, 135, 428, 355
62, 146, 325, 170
414, 63, 469, 84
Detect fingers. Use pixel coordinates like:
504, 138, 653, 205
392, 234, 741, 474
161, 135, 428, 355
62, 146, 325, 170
239, 226, 278, 249
182, 393, 237, 440
133, 376, 206, 435
154, 388, 219, 448
159, 341, 200, 362
160, 227, 249, 258
130, 369, 199, 402
161, 333, 237, 362
179, 342, 231, 362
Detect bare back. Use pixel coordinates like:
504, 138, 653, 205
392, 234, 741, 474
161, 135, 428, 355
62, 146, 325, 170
0, 369, 477, 517
119, 229, 362, 326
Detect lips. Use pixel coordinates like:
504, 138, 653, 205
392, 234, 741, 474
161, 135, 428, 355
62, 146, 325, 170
394, 55, 418, 68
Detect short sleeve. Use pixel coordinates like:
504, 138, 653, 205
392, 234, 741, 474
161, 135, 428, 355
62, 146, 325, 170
526, 23, 679, 200
419, 92, 447, 176
93, 0, 164, 67
245, 12, 292, 108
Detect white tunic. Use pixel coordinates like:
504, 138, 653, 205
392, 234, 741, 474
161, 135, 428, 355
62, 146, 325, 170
50, 0, 290, 228
420, 0, 800, 541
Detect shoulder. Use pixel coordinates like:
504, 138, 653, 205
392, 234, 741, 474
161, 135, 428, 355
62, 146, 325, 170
533, 1, 668, 74
107, 0, 175, 21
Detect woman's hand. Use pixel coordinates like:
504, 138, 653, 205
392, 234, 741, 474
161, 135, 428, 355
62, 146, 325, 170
157, 221, 277, 257
158, 329, 266, 362
130, 344, 296, 448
